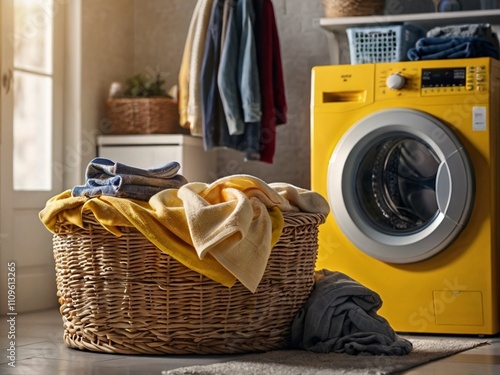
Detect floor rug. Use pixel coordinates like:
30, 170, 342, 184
163, 338, 488, 375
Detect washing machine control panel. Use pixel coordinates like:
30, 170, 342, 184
377, 63, 489, 98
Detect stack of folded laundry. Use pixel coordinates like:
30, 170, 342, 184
72, 157, 188, 201
407, 23, 500, 60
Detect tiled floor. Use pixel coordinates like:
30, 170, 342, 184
1, 309, 499, 375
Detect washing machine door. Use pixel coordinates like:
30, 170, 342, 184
328, 108, 474, 263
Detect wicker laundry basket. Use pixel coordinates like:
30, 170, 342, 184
104, 97, 180, 134
52, 211, 325, 355
323, 0, 385, 18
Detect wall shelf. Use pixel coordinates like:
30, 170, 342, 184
316, 9, 500, 64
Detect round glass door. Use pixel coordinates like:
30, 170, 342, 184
328, 108, 474, 263
358, 136, 440, 234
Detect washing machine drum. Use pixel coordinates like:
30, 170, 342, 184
328, 108, 475, 263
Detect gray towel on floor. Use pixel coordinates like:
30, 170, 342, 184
291, 270, 413, 356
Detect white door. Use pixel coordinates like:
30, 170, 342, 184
1, 0, 64, 313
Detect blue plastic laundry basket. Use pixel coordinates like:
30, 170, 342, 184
346, 23, 424, 64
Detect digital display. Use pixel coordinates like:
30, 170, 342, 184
421, 67, 466, 88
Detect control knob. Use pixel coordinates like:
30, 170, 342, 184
386, 73, 406, 90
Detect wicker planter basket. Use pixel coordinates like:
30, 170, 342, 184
323, 0, 385, 18
53, 211, 325, 355
104, 97, 180, 134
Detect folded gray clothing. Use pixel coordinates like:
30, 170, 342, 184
86, 157, 182, 179
425, 23, 500, 52
291, 270, 413, 356
426, 23, 494, 39
89, 172, 187, 188
71, 157, 188, 201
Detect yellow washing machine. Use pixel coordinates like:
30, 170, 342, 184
311, 57, 500, 335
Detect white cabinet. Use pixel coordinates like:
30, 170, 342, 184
317, 9, 500, 64
97, 134, 217, 183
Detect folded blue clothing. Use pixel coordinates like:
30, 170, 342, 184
72, 178, 170, 201
72, 174, 188, 201
407, 36, 500, 61
72, 158, 188, 201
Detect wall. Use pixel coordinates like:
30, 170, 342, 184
77, 0, 485, 189
129, 0, 329, 188
133, 1, 195, 91
388, 0, 482, 13
71, 0, 135, 186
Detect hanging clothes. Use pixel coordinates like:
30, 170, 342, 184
180, 0, 287, 163
199, 0, 225, 149
218, 0, 261, 136
178, 0, 215, 134
200, 0, 261, 159
178, 0, 201, 128
220, 0, 232, 57
254, 0, 287, 163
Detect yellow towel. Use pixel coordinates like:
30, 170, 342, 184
270, 182, 331, 216
178, 176, 290, 292
40, 189, 239, 286
39, 175, 330, 292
